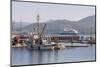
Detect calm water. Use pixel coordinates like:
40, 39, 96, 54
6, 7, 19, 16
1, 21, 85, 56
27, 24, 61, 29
11, 44, 96, 66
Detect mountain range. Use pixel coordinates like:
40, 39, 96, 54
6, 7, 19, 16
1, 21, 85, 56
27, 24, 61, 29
12, 15, 96, 34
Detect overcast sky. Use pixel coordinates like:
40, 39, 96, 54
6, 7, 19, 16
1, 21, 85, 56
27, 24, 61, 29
12, 1, 95, 23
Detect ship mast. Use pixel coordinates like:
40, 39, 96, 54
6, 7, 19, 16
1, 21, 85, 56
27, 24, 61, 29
12, 22, 14, 34
90, 26, 92, 45
20, 20, 22, 35
37, 14, 40, 36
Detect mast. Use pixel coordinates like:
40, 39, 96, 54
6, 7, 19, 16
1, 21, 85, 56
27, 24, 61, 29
12, 22, 14, 34
90, 26, 92, 45
20, 20, 22, 35
37, 14, 40, 36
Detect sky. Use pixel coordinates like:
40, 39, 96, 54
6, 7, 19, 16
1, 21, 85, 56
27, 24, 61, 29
12, 1, 95, 23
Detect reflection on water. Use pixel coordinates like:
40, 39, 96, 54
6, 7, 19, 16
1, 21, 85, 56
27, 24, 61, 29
11, 44, 96, 65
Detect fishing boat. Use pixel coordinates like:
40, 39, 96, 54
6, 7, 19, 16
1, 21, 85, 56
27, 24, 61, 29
25, 14, 66, 50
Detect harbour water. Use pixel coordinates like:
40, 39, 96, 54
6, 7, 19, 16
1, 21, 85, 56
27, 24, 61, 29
11, 44, 96, 66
